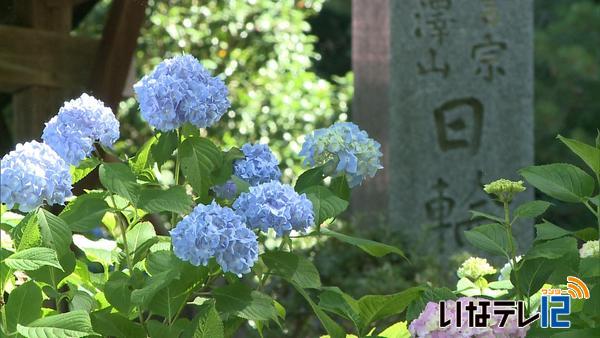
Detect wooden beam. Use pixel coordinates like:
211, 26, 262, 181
0, 25, 98, 92
90, 0, 147, 110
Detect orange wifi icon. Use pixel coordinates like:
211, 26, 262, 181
566, 276, 590, 299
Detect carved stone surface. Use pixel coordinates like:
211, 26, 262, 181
353, 0, 534, 257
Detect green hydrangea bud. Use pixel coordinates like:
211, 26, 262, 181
457, 257, 497, 280
483, 179, 526, 203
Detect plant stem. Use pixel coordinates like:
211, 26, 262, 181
503, 201, 521, 301
171, 128, 183, 227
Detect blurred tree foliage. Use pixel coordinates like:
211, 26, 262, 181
77, 0, 353, 180
534, 0, 600, 227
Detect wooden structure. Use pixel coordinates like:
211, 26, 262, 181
0, 0, 147, 145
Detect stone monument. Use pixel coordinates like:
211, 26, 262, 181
352, 0, 534, 256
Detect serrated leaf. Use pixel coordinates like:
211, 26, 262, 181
469, 210, 504, 223
377, 321, 411, 338
70, 157, 101, 184
318, 287, 361, 331
151, 131, 179, 167
512, 257, 556, 296
90, 309, 145, 338
99, 163, 140, 205
526, 236, 577, 260
519, 163, 595, 203
37, 209, 71, 257
261, 251, 321, 289
295, 166, 325, 192
329, 175, 351, 201
293, 284, 345, 338
557, 135, 600, 174
213, 147, 244, 185
213, 283, 278, 321
304, 186, 349, 224
138, 185, 193, 214
125, 221, 157, 264
321, 228, 405, 259
104, 271, 132, 314
27, 250, 76, 288
131, 270, 179, 308
189, 300, 224, 338
534, 221, 572, 241
130, 137, 157, 175
5, 247, 63, 271
17, 310, 95, 338
357, 287, 424, 331
5, 281, 42, 332
12, 212, 41, 251
59, 193, 109, 232
464, 223, 513, 257
180, 137, 223, 200
514, 200, 552, 219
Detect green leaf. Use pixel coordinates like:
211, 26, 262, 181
99, 163, 140, 205
5, 247, 63, 271
318, 287, 361, 331
104, 271, 132, 313
535, 221, 572, 241
406, 287, 456, 322
151, 131, 179, 167
147, 319, 189, 338
514, 200, 552, 219
557, 135, 600, 174
295, 166, 325, 192
261, 251, 321, 289
377, 322, 411, 338
293, 284, 345, 338
357, 287, 424, 330
469, 210, 504, 223
213, 283, 278, 322
464, 223, 513, 257
321, 228, 406, 259
12, 212, 41, 251
512, 257, 556, 296
59, 193, 109, 232
580, 256, 600, 278
130, 136, 157, 175
70, 157, 101, 184
526, 237, 578, 260
213, 147, 244, 185
90, 309, 146, 338
130, 270, 179, 308
37, 209, 71, 257
27, 250, 76, 288
5, 281, 42, 333
69, 290, 97, 313
179, 136, 223, 200
125, 221, 157, 264
145, 250, 180, 276
304, 186, 349, 224
138, 185, 193, 214
16, 310, 95, 338
573, 227, 599, 241
188, 300, 224, 338
519, 163, 595, 203
329, 175, 351, 201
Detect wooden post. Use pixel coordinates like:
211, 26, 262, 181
12, 0, 74, 143
351, 0, 391, 224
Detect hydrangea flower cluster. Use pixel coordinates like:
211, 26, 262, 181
234, 143, 281, 186
1, 141, 72, 212
233, 181, 314, 236
42, 93, 120, 165
579, 240, 599, 258
457, 257, 497, 280
212, 180, 238, 200
409, 297, 529, 337
483, 179, 526, 203
171, 201, 258, 275
300, 122, 383, 187
133, 54, 230, 131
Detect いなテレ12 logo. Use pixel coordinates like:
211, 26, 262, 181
540, 276, 590, 329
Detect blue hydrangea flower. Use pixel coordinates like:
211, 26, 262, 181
212, 180, 238, 200
1, 141, 72, 212
233, 181, 314, 236
299, 122, 383, 187
134, 54, 230, 131
234, 143, 281, 186
42, 93, 120, 165
170, 201, 258, 275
